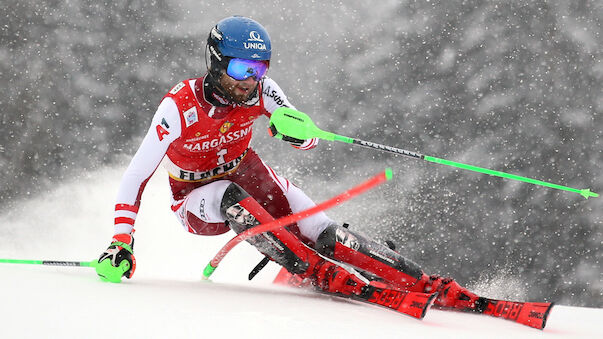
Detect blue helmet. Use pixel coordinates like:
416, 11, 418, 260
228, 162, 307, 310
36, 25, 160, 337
205, 16, 271, 105
207, 16, 271, 70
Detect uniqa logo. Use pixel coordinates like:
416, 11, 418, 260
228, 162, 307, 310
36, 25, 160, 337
248, 31, 264, 42
244, 42, 266, 50
244, 31, 266, 50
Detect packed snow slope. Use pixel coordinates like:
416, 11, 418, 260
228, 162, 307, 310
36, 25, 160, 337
0, 166, 601, 339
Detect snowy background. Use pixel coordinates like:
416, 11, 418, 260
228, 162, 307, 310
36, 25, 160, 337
0, 166, 602, 339
1, 0, 601, 309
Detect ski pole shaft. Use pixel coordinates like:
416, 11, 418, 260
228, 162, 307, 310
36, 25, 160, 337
346, 138, 597, 199
0, 258, 96, 267
269, 107, 598, 199
423, 156, 597, 199
202, 168, 393, 280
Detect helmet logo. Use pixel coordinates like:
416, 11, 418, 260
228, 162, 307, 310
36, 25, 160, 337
211, 27, 223, 40
244, 41, 266, 51
244, 31, 267, 51
209, 45, 222, 61
248, 31, 264, 42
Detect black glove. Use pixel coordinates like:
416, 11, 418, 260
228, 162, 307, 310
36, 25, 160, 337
268, 123, 308, 147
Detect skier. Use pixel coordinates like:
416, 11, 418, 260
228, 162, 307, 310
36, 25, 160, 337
95, 15, 479, 311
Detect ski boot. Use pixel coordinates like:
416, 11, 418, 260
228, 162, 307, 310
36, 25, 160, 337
412, 274, 480, 310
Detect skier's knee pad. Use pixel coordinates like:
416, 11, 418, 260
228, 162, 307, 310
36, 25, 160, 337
221, 182, 249, 210
219, 182, 310, 274
220, 183, 257, 233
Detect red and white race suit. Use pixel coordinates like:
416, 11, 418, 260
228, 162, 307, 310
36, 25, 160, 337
109, 76, 472, 306
112, 76, 329, 242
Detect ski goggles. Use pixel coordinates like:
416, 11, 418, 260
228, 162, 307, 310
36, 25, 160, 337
226, 58, 269, 81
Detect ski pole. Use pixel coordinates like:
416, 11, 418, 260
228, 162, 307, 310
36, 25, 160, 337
269, 107, 598, 199
0, 258, 96, 267
202, 168, 393, 280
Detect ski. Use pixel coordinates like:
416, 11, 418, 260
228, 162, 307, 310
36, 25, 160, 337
355, 284, 436, 319
471, 297, 554, 329
274, 267, 435, 319
275, 267, 554, 328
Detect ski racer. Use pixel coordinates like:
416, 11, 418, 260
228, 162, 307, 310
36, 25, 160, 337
95, 15, 480, 311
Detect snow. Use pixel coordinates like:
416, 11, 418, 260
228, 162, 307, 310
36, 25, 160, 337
1, 166, 601, 338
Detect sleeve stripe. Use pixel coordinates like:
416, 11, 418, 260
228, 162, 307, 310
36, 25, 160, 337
293, 138, 318, 150
116, 204, 139, 213
114, 217, 136, 226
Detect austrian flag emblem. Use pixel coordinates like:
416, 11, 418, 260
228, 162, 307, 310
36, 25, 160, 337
184, 107, 198, 127
220, 121, 234, 134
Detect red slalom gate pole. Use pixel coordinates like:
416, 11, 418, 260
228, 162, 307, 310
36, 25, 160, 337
201, 168, 393, 279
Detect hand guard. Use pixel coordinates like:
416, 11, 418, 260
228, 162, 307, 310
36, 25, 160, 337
95, 233, 136, 283
268, 123, 318, 150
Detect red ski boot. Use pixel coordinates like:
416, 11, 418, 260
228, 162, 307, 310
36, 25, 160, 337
284, 259, 437, 319
413, 274, 480, 310
304, 259, 367, 296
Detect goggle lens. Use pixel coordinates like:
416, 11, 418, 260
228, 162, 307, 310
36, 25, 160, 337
226, 58, 268, 81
